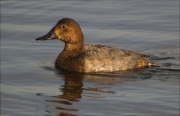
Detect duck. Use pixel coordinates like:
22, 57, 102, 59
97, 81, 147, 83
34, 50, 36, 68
36, 18, 161, 73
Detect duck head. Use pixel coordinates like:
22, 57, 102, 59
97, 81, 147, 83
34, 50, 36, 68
36, 18, 84, 44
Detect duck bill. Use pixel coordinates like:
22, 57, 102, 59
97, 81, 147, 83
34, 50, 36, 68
36, 27, 58, 41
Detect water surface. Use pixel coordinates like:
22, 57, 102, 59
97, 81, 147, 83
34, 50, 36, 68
1, 1, 179, 116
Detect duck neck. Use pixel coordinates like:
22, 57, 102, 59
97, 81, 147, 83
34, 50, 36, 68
60, 42, 83, 59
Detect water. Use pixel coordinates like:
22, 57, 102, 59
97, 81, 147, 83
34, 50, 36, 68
1, 1, 179, 116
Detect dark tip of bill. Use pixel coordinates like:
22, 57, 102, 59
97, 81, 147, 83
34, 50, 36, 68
36, 38, 42, 41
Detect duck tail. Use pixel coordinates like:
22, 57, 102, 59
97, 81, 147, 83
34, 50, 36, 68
149, 61, 162, 67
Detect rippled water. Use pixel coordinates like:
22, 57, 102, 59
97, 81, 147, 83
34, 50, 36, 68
1, 1, 179, 116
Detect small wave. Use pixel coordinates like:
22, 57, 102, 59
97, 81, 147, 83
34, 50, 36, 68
151, 56, 176, 60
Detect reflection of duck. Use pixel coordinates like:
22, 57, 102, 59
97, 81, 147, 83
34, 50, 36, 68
45, 73, 119, 115
36, 18, 161, 73
45, 74, 83, 116
56, 74, 83, 101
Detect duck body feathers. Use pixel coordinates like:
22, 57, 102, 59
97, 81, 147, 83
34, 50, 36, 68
55, 44, 153, 73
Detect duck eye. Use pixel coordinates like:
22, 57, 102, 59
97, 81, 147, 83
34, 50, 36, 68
61, 25, 66, 29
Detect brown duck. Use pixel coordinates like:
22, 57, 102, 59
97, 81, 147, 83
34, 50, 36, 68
36, 18, 161, 73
